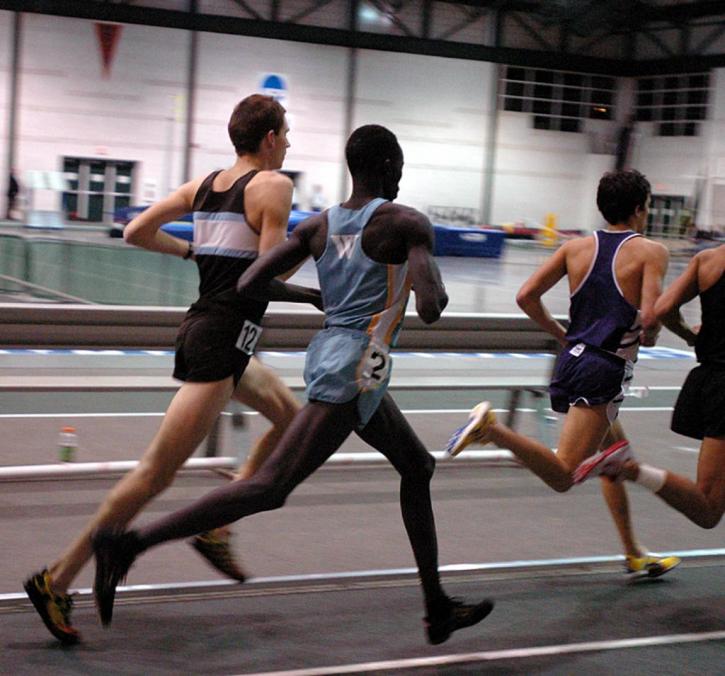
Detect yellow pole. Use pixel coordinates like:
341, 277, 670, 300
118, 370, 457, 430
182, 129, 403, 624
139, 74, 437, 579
542, 212, 557, 247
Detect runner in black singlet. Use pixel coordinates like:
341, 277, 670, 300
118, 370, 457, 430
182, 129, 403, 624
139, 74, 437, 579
619, 244, 725, 529
23, 95, 321, 645
91, 124, 494, 646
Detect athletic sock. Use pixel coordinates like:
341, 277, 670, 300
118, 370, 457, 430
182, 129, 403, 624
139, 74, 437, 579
635, 463, 667, 493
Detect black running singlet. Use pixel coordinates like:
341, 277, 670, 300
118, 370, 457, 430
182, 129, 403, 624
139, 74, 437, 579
189, 170, 267, 319
695, 271, 725, 366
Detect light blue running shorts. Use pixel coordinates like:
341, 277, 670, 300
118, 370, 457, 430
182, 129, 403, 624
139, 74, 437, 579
304, 326, 392, 428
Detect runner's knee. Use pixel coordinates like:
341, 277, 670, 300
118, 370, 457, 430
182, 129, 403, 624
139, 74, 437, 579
254, 384, 301, 428
245, 474, 289, 512
552, 475, 574, 493
399, 450, 435, 482
270, 393, 300, 428
422, 451, 435, 479
697, 512, 722, 529
133, 460, 177, 499
696, 496, 723, 529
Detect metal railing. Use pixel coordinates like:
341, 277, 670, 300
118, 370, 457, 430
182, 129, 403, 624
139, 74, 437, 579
0, 305, 562, 480
0, 304, 562, 352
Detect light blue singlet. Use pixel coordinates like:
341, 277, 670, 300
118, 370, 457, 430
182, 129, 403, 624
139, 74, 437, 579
304, 198, 411, 427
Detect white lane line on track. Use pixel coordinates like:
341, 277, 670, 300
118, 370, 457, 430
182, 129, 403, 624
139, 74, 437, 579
241, 631, 725, 676
0, 412, 170, 418
0, 406, 676, 419
3, 549, 724, 603
1, 410, 469, 419
0, 347, 694, 358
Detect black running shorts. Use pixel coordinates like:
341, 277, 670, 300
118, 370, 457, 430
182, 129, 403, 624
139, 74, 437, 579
671, 364, 725, 440
173, 310, 258, 387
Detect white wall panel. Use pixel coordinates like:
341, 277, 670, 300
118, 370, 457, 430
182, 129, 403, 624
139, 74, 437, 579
0, 11, 10, 216
354, 50, 491, 216
636, 122, 705, 198
8, 13, 725, 232
17, 14, 188, 210
701, 67, 725, 231
493, 112, 595, 229
194, 31, 348, 209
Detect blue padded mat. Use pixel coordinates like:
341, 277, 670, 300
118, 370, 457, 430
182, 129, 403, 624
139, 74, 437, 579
433, 225, 505, 257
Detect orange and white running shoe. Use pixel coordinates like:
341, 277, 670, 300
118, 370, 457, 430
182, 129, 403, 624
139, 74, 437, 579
573, 440, 634, 484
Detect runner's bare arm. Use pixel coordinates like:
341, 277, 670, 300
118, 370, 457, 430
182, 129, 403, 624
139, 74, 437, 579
654, 252, 699, 346
639, 242, 669, 346
516, 244, 568, 346
237, 219, 323, 309
123, 179, 201, 258
402, 213, 448, 324
244, 171, 305, 282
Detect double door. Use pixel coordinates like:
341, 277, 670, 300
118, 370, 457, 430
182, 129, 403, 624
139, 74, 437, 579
62, 157, 134, 224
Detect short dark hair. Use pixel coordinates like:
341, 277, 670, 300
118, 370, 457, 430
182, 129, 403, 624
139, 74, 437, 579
228, 95, 286, 155
596, 170, 651, 225
345, 125, 402, 178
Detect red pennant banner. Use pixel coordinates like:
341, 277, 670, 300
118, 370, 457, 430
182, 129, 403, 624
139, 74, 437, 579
94, 22, 123, 78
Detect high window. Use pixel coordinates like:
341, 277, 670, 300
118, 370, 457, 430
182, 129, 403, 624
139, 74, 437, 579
501, 66, 616, 133
635, 72, 709, 137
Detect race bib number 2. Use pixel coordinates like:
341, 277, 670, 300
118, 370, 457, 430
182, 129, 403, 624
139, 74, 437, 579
235, 320, 262, 356
359, 342, 391, 391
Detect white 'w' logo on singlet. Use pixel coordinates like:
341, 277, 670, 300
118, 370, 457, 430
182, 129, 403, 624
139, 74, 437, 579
332, 234, 358, 260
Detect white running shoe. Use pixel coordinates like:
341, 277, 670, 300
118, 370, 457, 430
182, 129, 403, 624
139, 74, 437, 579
445, 401, 496, 457
572, 440, 634, 484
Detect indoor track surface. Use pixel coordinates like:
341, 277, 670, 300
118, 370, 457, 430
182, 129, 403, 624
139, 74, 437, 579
1, 250, 722, 675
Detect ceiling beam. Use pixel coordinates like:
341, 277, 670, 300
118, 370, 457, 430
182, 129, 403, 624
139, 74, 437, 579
2, 0, 724, 76
287, 0, 336, 24
508, 10, 554, 51
367, 0, 415, 37
694, 21, 725, 55
437, 6, 486, 41
639, 27, 676, 58
446, 0, 725, 23
231, 0, 263, 21
641, 0, 725, 23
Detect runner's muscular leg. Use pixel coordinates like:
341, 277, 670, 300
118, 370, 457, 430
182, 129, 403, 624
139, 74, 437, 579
488, 403, 611, 492
135, 400, 358, 550
652, 435, 725, 528
598, 420, 645, 557
355, 394, 444, 606
232, 357, 301, 480
49, 379, 234, 592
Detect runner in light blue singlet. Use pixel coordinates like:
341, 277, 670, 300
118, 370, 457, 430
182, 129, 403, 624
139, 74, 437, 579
305, 197, 411, 427
91, 125, 494, 646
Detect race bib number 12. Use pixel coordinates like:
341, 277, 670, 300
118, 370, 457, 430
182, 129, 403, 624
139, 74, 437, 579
235, 320, 262, 356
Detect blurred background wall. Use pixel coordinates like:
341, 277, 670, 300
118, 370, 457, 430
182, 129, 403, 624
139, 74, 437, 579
1, 4, 724, 232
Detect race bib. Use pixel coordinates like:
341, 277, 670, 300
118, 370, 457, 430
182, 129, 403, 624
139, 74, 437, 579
359, 341, 391, 391
569, 342, 585, 357
235, 320, 262, 356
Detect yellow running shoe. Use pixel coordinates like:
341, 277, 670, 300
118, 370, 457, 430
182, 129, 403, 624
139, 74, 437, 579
445, 401, 497, 457
625, 553, 681, 578
23, 569, 80, 645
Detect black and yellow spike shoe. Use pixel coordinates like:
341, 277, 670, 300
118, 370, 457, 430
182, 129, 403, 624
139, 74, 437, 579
626, 553, 681, 578
23, 569, 81, 645
190, 531, 247, 583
